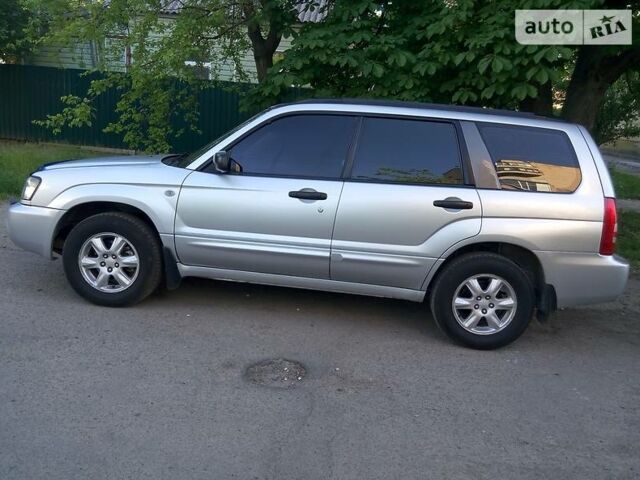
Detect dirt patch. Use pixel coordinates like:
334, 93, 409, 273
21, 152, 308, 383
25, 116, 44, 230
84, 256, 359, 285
244, 358, 307, 388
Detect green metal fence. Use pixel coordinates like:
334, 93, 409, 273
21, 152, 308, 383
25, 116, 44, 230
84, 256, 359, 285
0, 64, 255, 152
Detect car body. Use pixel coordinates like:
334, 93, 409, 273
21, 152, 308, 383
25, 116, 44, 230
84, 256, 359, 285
7, 99, 629, 348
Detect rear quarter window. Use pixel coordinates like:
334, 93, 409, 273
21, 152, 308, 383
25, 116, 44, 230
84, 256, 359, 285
478, 123, 581, 193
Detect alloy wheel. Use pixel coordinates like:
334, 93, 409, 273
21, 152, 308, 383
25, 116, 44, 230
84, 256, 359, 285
452, 274, 518, 335
78, 232, 140, 293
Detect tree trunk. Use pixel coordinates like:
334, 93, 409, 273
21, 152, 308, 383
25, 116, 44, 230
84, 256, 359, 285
519, 81, 553, 116
562, 47, 611, 130
562, 76, 609, 132
562, 46, 640, 131
242, 1, 282, 83
253, 45, 275, 83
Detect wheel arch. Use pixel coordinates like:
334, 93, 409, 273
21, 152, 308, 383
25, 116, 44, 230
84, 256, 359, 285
425, 241, 555, 319
52, 201, 162, 254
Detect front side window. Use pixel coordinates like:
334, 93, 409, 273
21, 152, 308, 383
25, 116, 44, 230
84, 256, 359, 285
350, 117, 463, 185
227, 114, 357, 178
478, 123, 581, 193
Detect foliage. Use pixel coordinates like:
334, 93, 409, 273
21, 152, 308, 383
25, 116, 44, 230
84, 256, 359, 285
33, 94, 95, 134
31, 0, 640, 151
247, 0, 598, 109
34, 0, 304, 151
247, 0, 639, 140
594, 73, 640, 145
0, 141, 105, 199
0, 0, 35, 62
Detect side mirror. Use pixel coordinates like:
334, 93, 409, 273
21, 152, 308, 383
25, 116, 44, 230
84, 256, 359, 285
213, 150, 231, 172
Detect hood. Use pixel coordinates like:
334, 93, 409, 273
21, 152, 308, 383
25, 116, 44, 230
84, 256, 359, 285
37, 154, 166, 171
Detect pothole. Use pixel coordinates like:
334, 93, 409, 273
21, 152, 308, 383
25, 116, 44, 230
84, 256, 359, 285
245, 358, 306, 388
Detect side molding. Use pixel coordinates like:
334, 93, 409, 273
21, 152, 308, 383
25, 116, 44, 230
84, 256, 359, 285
177, 264, 426, 302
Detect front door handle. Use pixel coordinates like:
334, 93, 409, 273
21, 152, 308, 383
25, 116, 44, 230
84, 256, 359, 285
433, 198, 474, 210
289, 190, 328, 200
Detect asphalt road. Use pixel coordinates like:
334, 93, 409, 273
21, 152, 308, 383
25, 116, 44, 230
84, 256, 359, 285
1, 204, 639, 480
603, 152, 640, 175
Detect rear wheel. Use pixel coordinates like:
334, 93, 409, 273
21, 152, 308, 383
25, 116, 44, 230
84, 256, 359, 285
62, 212, 162, 306
429, 252, 534, 349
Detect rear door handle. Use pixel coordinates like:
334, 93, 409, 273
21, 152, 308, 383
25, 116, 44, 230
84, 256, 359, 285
289, 190, 327, 200
433, 198, 474, 210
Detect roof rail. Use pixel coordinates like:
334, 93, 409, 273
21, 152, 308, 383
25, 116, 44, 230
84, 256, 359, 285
290, 98, 553, 120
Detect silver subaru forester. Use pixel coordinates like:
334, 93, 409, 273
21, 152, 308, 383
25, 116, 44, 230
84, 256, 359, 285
7, 99, 629, 349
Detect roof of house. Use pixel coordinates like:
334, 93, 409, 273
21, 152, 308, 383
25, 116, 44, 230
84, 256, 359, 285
295, 0, 329, 23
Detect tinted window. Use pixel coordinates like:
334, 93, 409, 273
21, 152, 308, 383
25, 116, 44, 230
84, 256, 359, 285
478, 123, 581, 193
350, 118, 463, 185
228, 115, 357, 178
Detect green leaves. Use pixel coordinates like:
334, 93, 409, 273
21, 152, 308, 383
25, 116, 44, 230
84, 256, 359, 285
481, 85, 496, 100
526, 66, 550, 85
511, 84, 538, 101
413, 62, 437, 76
33, 0, 636, 150
453, 52, 466, 66
452, 90, 478, 104
249, 0, 603, 112
478, 56, 492, 75
0, 0, 37, 62
30, 0, 308, 151
33, 95, 94, 135
594, 72, 640, 145
478, 55, 512, 75
387, 51, 410, 68
372, 63, 384, 78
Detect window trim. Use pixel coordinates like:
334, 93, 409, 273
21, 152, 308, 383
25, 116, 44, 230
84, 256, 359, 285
341, 116, 363, 180
344, 114, 473, 188
196, 110, 476, 187
198, 111, 360, 181
476, 121, 582, 194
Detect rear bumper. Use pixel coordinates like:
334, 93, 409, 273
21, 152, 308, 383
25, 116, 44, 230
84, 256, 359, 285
536, 251, 629, 308
6, 201, 65, 258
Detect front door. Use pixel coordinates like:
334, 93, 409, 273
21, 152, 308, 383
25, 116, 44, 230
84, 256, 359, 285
330, 116, 481, 289
175, 113, 358, 279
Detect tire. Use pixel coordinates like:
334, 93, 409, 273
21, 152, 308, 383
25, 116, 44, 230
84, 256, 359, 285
429, 252, 534, 349
62, 212, 163, 307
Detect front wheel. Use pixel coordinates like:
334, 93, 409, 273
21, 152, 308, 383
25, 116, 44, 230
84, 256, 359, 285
62, 212, 163, 307
429, 252, 534, 349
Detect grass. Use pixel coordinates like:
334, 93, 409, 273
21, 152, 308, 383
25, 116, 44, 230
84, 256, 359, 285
0, 141, 105, 199
618, 210, 640, 269
610, 168, 640, 200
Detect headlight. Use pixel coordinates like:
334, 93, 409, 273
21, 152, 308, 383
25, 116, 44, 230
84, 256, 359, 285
21, 176, 42, 201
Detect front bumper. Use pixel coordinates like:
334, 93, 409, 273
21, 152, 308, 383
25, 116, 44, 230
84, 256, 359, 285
536, 251, 630, 308
6, 201, 65, 258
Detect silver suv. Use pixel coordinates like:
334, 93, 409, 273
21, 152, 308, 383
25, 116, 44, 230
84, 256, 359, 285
7, 100, 629, 349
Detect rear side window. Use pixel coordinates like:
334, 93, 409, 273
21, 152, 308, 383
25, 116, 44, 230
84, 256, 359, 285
227, 114, 357, 178
478, 123, 581, 193
350, 117, 463, 185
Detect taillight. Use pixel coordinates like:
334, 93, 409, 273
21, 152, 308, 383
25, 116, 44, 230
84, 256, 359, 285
600, 197, 617, 255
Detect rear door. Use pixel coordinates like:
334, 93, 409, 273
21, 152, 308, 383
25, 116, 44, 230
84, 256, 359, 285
175, 114, 358, 279
330, 116, 481, 289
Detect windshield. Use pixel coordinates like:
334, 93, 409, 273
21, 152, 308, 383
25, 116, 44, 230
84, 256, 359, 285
174, 112, 263, 168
